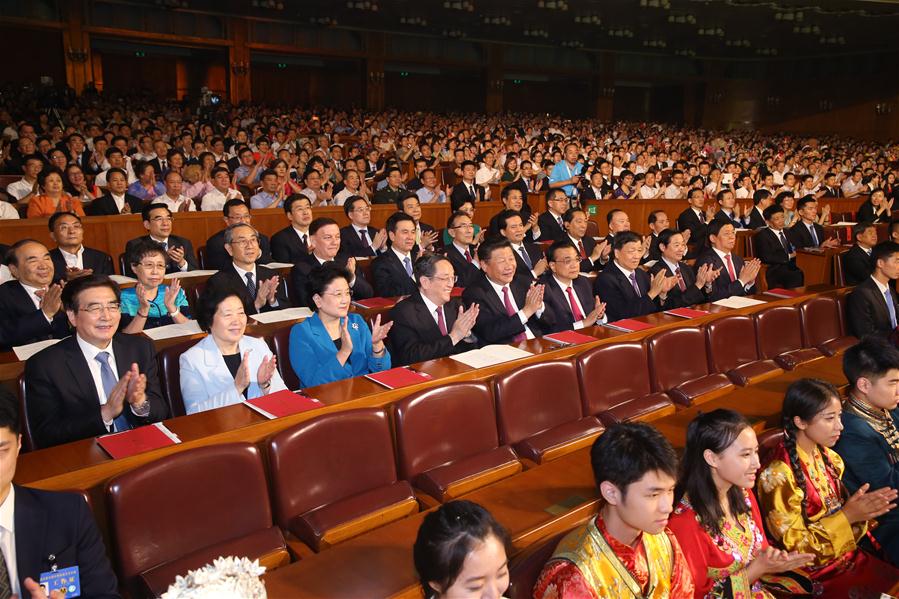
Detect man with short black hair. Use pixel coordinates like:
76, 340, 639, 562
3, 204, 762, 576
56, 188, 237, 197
201, 167, 243, 212
649, 229, 718, 309
5, 154, 43, 203
753, 204, 805, 289
90, 167, 144, 215
372, 167, 406, 205
841, 222, 878, 286
693, 220, 761, 301
204, 199, 272, 270
48, 211, 114, 282
371, 212, 419, 297
443, 210, 482, 288
562, 208, 608, 272
536, 188, 570, 242
846, 241, 899, 339
206, 223, 287, 314
396, 192, 437, 251
496, 209, 546, 283
788, 197, 840, 250
449, 160, 486, 205
339, 195, 387, 258
270, 194, 313, 263
677, 188, 715, 259
747, 189, 774, 229
594, 231, 676, 321
540, 240, 606, 332
250, 168, 283, 209
124, 204, 198, 276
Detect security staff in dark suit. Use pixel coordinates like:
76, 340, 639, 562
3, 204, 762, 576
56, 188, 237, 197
47, 211, 114, 283
386, 253, 479, 366
841, 222, 878, 286
203, 199, 272, 271
0, 398, 120, 598
371, 212, 419, 297
443, 210, 482, 288
787, 196, 840, 250
593, 231, 676, 322
536, 188, 570, 243
461, 239, 555, 345
123, 203, 198, 277
25, 275, 169, 449
677, 188, 714, 259
562, 207, 608, 272
846, 241, 899, 339
753, 204, 805, 289
495, 209, 546, 284
270, 194, 313, 264
693, 220, 762, 302
540, 240, 606, 332
649, 229, 719, 309
449, 160, 486, 205
339, 195, 387, 258
0, 240, 70, 351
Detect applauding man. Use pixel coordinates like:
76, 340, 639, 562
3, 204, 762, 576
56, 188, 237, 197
540, 240, 607, 332
694, 220, 761, 301
649, 229, 719, 309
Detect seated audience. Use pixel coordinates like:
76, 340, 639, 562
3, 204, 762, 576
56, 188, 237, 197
0, 398, 121, 598
461, 238, 554, 345
124, 203, 198, 276
712, 189, 748, 229
841, 222, 877, 286
0, 240, 69, 350
534, 422, 694, 597
270, 194, 313, 263
449, 160, 486, 205
753, 204, 805, 289
339, 195, 388, 258
677, 188, 714, 259
200, 166, 242, 211
300, 168, 333, 206
154, 169, 196, 213
442, 197, 482, 246
835, 338, 899, 566
562, 207, 608, 272
495, 209, 546, 283
536, 188, 570, 242
387, 252, 478, 366
204, 199, 272, 270
694, 220, 760, 301
594, 231, 676, 322
645, 209, 674, 262
604, 208, 632, 246
120, 239, 190, 333
48, 211, 114, 283
856, 187, 893, 224
206, 223, 287, 315
180, 287, 286, 415
649, 229, 718, 309
94, 147, 137, 189
24, 275, 168, 449
415, 168, 446, 204
668, 409, 815, 597
748, 189, 775, 229
5, 153, 42, 204
249, 168, 284, 209
757, 378, 899, 595
397, 192, 437, 251
442, 210, 482, 288
487, 186, 537, 240
127, 161, 166, 202
27, 168, 85, 218
288, 263, 391, 387
372, 212, 420, 297
413, 500, 510, 599
373, 167, 406, 205
540, 240, 606, 332
787, 197, 840, 250
89, 167, 143, 215
846, 241, 899, 339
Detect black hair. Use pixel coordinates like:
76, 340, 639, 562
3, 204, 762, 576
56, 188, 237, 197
763, 204, 784, 221
61, 274, 121, 312
500, 185, 522, 201
495, 209, 523, 232
591, 422, 678, 498
211, 166, 230, 179
612, 230, 640, 251
796, 196, 816, 211
656, 228, 682, 248
48, 211, 81, 231
128, 237, 167, 266
562, 207, 585, 224
195, 281, 247, 332
648, 210, 666, 226
477, 237, 512, 263
309, 217, 338, 236
0, 393, 20, 436
284, 193, 311, 213
753, 189, 772, 206
5, 238, 44, 268
606, 208, 625, 226
413, 252, 450, 282
223, 198, 249, 217
774, 191, 794, 206
413, 500, 510, 599
446, 210, 470, 230
460, 160, 477, 170
343, 195, 368, 217
852, 221, 875, 241
141, 202, 171, 222
843, 336, 899, 389
871, 240, 899, 272
707, 218, 731, 239
38, 167, 64, 188
395, 190, 420, 210
450, 194, 473, 212
260, 168, 278, 181
546, 239, 578, 262
386, 211, 415, 234
676, 409, 753, 535
306, 263, 352, 311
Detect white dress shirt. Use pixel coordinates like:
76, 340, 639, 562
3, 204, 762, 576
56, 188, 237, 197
233, 264, 279, 308
156, 193, 196, 212
0, 486, 20, 598
75, 333, 148, 429
201, 188, 242, 212
420, 293, 445, 329
5, 178, 36, 201
486, 277, 542, 339
59, 246, 84, 269
0, 201, 18, 220
391, 247, 414, 279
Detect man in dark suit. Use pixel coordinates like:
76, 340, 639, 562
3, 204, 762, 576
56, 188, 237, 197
0, 240, 70, 350
712, 189, 748, 229
495, 209, 546, 284
397, 192, 438, 252
536, 188, 570, 242
0, 398, 120, 598
65, 133, 96, 173
649, 229, 718, 309
371, 212, 419, 297
206, 224, 288, 315
747, 189, 774, 230
753, 205, 805, 289
289, 218, 373, 308
88, 167, 143, 215
561, 207, 609, 273
541, 240, 605, 332
820, 173, 841, 198
25, 275, 169, 449
462, 239, 555, 345
443, 210, 482, 288
507, 160, 546, 196
787, 196, 841, 251
204, 199, 272, 271
47, 212, 114, 283
339, 195, 387, 258
846, 241, 899, 339
677, 188, 714, 259
387, 253, 479, 365
579, 169, 613, 202
593, 231, 675, 322
841, 222, 878, 286
694, 220, 762, 302
270, 194, 313, 264
487, 186, 537, 241
644, 210, 672, 263
123, 203, 198, 277
449, 160, 486, 205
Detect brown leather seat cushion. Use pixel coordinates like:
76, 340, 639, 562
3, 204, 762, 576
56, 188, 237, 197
512, 416, 604, 463
818, 336, 857, 357
598, 392, 675, 424
414, 445, 520, 501
774, 347, 825, 370
669, 373, 734, 406
726, 359, 782, 386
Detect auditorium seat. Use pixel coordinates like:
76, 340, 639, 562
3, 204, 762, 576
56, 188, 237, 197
266, 409, 418, 552
196, 245, 208, 269
575, 342, 675, 424
268, 324, 300, 390
646, 328, 734, 406
834, 251, 847, 287
704, 315, 783, 386
799, 296, 857, 356
493, 360, 604, 463
753, 306, 825, 369
105, 443, 288, 598
835, 291, 850, 336
156, 338, 200, 417
16, 373, 35, 452
118, 252, 127, 276
757, 428, 785, 464
508, 528, 570, 599
393, 382, 522, 502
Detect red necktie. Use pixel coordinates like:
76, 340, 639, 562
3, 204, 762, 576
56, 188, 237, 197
436, 307, 447, 336
577, 240, 587, 258
724, 254, 737, 282
503, 286, 527, 342
675, 267, 687, 292
465, 249, 472, 263
566, 286, 585, 321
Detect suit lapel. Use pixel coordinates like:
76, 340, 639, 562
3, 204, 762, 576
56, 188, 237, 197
573, 277, 594, 312
413, 295, 443, 337
63, 337, 100, 402
14, 486, 46, 590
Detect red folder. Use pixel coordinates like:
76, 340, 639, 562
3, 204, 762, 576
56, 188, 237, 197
664, 307, 711, 319
351, 297, 397, 309
243, 389, 323, 419
763, 288, 801, 299
451, 287, 464, 297
97, 423, 180, 459
604, 318, 656, 332
543, 330, 597, 346
364, 367, 432, 389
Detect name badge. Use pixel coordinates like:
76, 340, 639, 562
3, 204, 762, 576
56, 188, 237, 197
39, 565, 81, 597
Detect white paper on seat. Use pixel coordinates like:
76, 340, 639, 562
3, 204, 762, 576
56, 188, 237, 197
449, 344, 532, 369
141, 320, 204, 340
261, 262, 294, 269
108, 274, 137, 285
643, 260, 658, 268
712, 296, 767, 309
164, 270, 218, 279
831, 222, 857, 226
13, 338, 62, 361
250, 307, 313, 324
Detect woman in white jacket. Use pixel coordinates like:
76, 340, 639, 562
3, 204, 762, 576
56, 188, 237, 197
180, 284, 287, 415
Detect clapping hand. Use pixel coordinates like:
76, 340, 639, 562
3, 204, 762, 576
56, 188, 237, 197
752, 546, 814, 576
370, 313, 393, 346
167, 245, 187, 268
37, 283, 63, 319
522, 283, 545, 318
694, 263, 720, 288
163, 278, 182, 313
585, 295, 606, 326
738, 258, 762, 286
234, 351, 252, 392
449, 303, 479, 344
254, 276, 280, 310
841, 483, 898, 524
256, 354, 278, 393
421, 230, 439, 251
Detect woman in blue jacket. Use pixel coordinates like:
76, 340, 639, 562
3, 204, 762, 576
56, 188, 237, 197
289, 263, 392, 387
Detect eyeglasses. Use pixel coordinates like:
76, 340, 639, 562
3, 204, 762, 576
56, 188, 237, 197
449, 224, 474, 230
321, 290, 353, 299
428, 274, 458, 285
551, 257, 580, 265
352, 206, 372, 213
229, 237, 260, 247
80, 302, 121, 315
150, 216, 173, 223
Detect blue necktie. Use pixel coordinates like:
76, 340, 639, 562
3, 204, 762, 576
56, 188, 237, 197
96, 351, 131, 433
886, 289, 898, 328
403, 256, 413, 278
245, 272, 257, 299
519, 245, 533, 269
809, 225, 819, 246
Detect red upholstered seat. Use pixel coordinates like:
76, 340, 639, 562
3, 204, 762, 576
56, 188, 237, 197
646, 327, 734, 406
798, 295, 858, 357
704, 315, 783, 386
754, 306, 825, 369
155, 338, 198, 417
508, 529, 570, 599
268, 324, 300, 390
